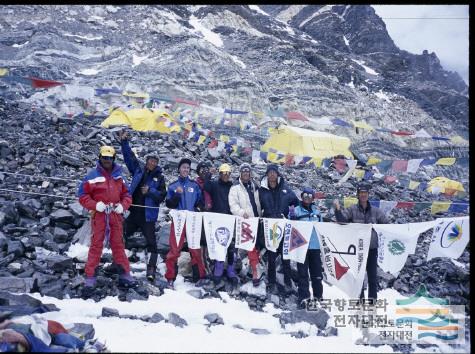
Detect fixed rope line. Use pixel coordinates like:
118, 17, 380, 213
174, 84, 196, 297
0, 187, 469, 207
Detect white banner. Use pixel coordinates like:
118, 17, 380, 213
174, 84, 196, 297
427, 216, 470, 261
169, 209, 187, 246
235, 217, 259, 251
186, 211, 202, 249
314, 222, 372, 298
203, 212, 236, 261
374, 220, 437, 275
263, 218, 286, 252
282, 220, 315, 263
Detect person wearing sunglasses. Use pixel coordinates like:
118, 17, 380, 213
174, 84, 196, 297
288, 187, 324, 308
229, 162, 263, 287
203, 163, 239, 292
77, 145, 137, 297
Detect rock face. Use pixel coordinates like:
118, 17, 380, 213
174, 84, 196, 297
0, 5, 468, 141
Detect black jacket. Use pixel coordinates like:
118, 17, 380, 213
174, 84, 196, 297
204, 176, 233, 214
259, 176, 298, 218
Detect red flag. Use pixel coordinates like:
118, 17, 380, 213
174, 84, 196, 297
384, 175, 397, 184
207, 139, 218, 148
314, 192, 325, 199
396, 201, 415, 209
29, 77, 64, 89
175, 98, 200, 107
286, 111, 309, 122
391, 130, 413, 136
284, 154, 295, 166
391, 160, 408, 172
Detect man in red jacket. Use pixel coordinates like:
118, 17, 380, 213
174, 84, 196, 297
77, 145, 138, 294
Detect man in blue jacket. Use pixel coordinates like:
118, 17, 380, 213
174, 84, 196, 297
120, 131, 166, 282
259, 164, 299, 295
164, 158, 207, 288
288, 187, 324, 308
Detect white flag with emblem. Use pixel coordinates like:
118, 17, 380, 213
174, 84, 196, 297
235, 217, 259, 251
203, 212, 236, 261
313, 222, 372, 298
262, 218, 287, 252
373, 220, 437, 275
427, 216, 470, 261
169, 210, 187, 246
282, 220, 314, 263
185, 211, 202, 249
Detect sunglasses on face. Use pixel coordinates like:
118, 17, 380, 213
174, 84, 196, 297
241, 169, 251, 173
302, 193, 313, 198
101, 156, 114, 161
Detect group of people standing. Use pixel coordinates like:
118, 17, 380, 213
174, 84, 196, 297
77, 131, 388, 307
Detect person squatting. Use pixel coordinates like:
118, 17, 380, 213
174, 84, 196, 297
78, 132, 388, 308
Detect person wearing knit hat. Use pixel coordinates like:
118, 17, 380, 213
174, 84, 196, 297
229, 162, 263, 287
259, 163, 299, 295
164, 157, 207, 289
288, 186, 324, 308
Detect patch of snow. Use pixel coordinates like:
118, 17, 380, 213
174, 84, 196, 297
347, 76, 355, 88
189, 15, 223, 47
374, 90, 391, 102
248, 5, 269, 16
343, 36, 349, 46
63, 33, 103, 41
229, 54, 246, 69
276, 5, 307, 23
299, 5, 332, 28
12, 41, 29, 48
105, 5, 120, 13
77, 68, 99, 76
351, 59, 378, 76
200, 10, 267, 38
132, 54, 149, 67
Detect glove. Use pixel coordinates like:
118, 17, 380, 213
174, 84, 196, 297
288, 205, 296, 219
96, 201, 106, 212
114, 203, 124, 214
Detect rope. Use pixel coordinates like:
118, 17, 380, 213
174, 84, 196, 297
0, 187, 469, 207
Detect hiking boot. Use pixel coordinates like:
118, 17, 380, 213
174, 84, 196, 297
146, 266, 156, 282
267, 283, 278, 295
252, 278, 260, 287
84, 276, 97, 288
283, 281, 293, 295
195, 278, 212, 288
166, 280, 175, 290
229, 277, 240, 295
212, 278, 226, 291
118, 273, 138, 289
298, 298, 310, 310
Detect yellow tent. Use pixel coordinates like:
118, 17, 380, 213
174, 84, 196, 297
427, 177, 465, 196
101, 108, 181, 133
261, 125, 353, 161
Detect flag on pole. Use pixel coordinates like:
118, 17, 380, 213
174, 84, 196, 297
314, 222, 373, 298
373, 221, 437, 275
427, 216, 470, 261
